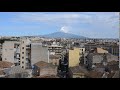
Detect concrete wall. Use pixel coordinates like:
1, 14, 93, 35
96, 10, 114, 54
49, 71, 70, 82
93, 54, 118, 63
31, 43, 48, 65
107, 54, 118, 62
40, 67, 57, 76
33, 65, 57, 76
2, 41, 17, 63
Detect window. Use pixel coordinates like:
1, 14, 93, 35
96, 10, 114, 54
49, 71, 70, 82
22, 52, 24, 54
22, 57, 24, 59
22, 61, 24, 64
22, 47, 24, 49
22, 66, 24, 68
14, 45, 16, 48
23, 41, 24, 43
86, 61, 87, 64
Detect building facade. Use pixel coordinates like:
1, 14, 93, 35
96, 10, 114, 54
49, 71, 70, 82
32, 61, 57, 77
1, 38, 31, 69
48, 44, 63, 55
68, 47, 80, 67
31, 43, 48, 65
2, 41, 20, 64
20, 38, 31, 69
84, 53, 118, 70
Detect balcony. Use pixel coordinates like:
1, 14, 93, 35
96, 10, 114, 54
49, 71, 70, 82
26, 45, 31, 49
15, 53, 20, 58
26, 55, 30, 59
14, 59, 19, 63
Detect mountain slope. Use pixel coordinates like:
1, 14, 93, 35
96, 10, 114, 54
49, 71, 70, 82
42, 32, 87, 39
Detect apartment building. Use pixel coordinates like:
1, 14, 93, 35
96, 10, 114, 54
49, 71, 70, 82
48, 42, 63, 55
85, 43, 119, 56
68, 47, 85, 67
1, 38, 32, 69
20, 38, 31, 69
85, 43, 97, 51
2, 41, 20, 64
84, 53, 118, 70
108, 45, 119, 56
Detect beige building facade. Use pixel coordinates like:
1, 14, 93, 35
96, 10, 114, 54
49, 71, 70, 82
2, 41, 20, 64
69, 47, 85, 67
20, 38, 31, 69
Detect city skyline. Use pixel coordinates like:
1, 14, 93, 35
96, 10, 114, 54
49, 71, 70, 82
0, 12, 119, 38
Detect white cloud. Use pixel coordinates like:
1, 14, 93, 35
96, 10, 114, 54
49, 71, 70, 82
14, 12, 119, 26
13, 12, 93, 25
60, 26, 69, 33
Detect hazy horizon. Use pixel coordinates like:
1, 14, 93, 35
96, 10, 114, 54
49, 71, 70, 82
0, 12, 119, 38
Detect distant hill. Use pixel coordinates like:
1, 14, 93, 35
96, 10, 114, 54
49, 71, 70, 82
40, 32, 87, 39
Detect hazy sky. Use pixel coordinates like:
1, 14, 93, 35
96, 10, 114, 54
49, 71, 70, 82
0, 12, 119, 38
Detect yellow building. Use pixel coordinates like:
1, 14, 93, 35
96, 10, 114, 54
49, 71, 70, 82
69, 47, 85, 67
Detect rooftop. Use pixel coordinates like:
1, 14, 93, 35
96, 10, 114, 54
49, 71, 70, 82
88, 52, 118, 58
0, 70, 4, 75
34, 61, 56, 69
112, 71, 119, 78
33, 75, 59, 78
87, 70, 103, 78
70, 66, 89, 75
4, 66, 27, 75
0, 61, 13, 69
48, 45, 63, 48
49, 55, 61, 59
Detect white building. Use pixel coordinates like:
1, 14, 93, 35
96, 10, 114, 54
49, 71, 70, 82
2, 38, 31, 69
48, 42, 63, 55
2, 41, 20, 64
